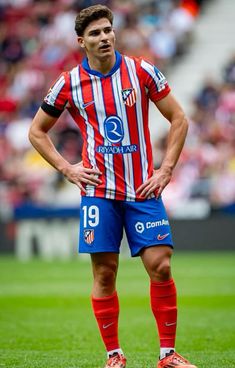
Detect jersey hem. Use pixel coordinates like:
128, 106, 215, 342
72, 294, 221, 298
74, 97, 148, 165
82, 192, 156, 202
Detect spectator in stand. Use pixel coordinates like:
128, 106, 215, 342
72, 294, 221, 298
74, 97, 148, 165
224, 53, 235, 85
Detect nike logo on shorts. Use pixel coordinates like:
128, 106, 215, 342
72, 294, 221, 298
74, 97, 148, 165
157, 233, 169, 241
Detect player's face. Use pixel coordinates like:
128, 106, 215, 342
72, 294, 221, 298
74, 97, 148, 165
78, 18, 115, 61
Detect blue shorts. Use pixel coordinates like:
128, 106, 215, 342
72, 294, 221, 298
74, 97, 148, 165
78, 197, 173, 257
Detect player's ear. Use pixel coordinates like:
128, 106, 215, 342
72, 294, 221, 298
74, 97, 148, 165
77, 36, 85, 48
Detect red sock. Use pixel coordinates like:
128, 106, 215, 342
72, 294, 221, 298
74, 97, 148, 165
91, 291, 120, 351
150, 278, 177, 348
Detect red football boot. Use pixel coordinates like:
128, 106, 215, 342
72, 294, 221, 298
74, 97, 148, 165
104, 353, 127, 368
157, 351, 197, 368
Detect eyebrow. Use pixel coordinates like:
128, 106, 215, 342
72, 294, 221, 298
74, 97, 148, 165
88, 26, 112, 34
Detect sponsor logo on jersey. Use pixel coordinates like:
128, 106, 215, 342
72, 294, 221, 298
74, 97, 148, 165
96, 144, 138, 154
104, 115, 124, 143
84, 229, 94, 244
122, 88, 136, 107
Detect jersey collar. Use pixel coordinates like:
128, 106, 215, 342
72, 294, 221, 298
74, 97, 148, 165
81, 51, 122, 78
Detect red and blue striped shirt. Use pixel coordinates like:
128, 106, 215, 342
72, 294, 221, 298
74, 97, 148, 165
41, 51, 170, 201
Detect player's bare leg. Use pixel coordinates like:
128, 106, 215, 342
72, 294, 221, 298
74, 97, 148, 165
91, 252, 119, 297
140, 245, 173, 282
91, 253, 126, 368
140, 246, 197, 368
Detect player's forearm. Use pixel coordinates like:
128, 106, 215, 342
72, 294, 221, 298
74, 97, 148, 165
28, 129, 71, 174
161, 113, 188, 172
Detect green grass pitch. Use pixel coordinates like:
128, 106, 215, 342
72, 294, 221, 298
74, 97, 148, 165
0, 252, 235, 368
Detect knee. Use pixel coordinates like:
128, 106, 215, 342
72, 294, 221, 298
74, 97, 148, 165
151, 258, 172, 281
156, 260, 171, 280
94, 262, 118, 289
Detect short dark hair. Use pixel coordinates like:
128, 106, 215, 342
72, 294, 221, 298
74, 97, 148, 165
75, 5, 113, 36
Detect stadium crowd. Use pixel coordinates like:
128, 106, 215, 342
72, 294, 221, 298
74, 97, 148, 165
162, 52, 235, 216
1, 0, 233, 220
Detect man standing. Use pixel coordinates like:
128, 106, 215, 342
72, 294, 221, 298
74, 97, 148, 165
29, 5, 197, 368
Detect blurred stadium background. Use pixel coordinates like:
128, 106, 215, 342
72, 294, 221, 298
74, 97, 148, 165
0, 0, 235, 259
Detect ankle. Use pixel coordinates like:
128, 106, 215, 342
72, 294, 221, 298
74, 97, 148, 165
107, 348, 124, 358
160, 348, 175, 359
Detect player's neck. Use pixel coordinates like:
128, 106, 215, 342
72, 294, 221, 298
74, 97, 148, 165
87, 53, 116, 75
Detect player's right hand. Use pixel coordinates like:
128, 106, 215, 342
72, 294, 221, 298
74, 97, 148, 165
62, 161, 102, 192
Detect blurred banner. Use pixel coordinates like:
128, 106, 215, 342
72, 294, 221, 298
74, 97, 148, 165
1, 213, 234, 259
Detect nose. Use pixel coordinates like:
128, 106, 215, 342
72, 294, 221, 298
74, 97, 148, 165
100, 31, 108, 41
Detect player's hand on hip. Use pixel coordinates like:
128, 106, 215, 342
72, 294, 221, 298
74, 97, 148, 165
136, 166, 172, 198
63, 161, 102, 192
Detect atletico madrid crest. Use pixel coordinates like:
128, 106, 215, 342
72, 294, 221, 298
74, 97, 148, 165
122, 88, 136, 107
84, 229, 94, 244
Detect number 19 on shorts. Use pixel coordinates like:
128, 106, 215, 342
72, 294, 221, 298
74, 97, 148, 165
82, 205, 99, 227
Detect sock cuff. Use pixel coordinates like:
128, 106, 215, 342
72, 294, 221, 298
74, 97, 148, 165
91, 291, 119, 317
150, 278, 174, 287
150, 278, 176, 298
91, 291, 118, 302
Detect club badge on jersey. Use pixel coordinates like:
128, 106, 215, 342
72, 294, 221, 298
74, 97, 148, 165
122, 88, 136, 107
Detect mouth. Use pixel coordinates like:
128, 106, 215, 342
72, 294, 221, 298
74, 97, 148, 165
99, 44, 111, 51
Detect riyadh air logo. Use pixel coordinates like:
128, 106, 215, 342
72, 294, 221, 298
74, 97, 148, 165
104, 115, 124, 143
122, 88, 136, 107
135, 222, 145, 234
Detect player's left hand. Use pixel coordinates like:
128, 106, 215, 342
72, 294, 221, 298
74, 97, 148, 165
136, 166, 172, 198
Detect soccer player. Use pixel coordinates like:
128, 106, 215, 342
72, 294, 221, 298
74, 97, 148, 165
29, 5, 198, 368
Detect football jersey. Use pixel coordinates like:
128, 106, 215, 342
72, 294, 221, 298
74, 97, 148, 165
41, 51, 171, 201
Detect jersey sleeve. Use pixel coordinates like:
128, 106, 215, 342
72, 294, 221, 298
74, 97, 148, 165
41, 72, 69, 117
139, 58, 171, 102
